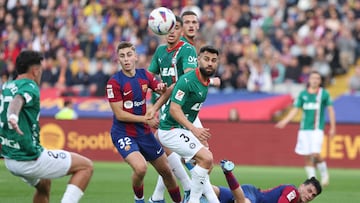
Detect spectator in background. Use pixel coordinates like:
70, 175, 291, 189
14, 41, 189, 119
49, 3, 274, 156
325, 41, 345, 76
313, 46, 332, 86
247, 58, 272, 93
41, 56, 60, 88
55, 99, 78, 120
349, 65, 360, 94
89, 59, 110, 97
336, 28, 357, 71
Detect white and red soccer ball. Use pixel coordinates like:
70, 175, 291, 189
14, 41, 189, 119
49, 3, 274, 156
148, 7, 176, 35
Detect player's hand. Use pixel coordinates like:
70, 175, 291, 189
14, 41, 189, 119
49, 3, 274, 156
211, 77, 221, 87
8, 118, 24, 135
155, 83, 167, 94
201, 140, 209, 148
191, 127, 211, 142
275, 120, 287, 129
146, 117, 159, 129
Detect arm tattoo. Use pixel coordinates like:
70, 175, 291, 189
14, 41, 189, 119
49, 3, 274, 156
7, 95, 25, 117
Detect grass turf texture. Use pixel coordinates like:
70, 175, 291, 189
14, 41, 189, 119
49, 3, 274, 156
0, 161, 359, 203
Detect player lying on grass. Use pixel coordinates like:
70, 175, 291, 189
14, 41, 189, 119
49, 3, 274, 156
213, 160, 322, 203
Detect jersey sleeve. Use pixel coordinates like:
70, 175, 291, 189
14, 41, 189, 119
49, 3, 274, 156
146, 70, 160, 91
293, 91, 304, 108
106, 77, 122, 103
16, 83, 38, 107
324, 90, 333, 106
278, 186, 300, 203
148, 47, 160, 74
180, 44, 197, 71
170, 76, 189, 106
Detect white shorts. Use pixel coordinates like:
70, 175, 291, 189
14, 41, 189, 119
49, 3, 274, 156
193, 116, 203, 128
4, 149, 72, 186
295, 130, 324, 155
158, 128, 204, 162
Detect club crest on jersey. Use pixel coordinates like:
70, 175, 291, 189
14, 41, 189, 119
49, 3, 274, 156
125, 145, 131, 151
142, 84, 148, 92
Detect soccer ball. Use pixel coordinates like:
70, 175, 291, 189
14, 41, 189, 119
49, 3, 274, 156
148, 7, 176, 35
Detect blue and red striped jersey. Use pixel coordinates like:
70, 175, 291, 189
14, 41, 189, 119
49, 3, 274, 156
261, 184, 300, 203
106, 68, 159, 137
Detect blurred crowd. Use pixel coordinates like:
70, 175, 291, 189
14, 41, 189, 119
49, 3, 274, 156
1, 0, 360, 97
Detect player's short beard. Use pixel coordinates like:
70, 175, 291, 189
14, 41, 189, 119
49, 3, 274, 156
199, 66, 215, 77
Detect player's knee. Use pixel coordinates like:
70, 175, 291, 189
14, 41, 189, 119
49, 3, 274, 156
83, 159, 94, 178
35, 179, 51, 196
197, 149, 214, 169
133, 165, 147, 178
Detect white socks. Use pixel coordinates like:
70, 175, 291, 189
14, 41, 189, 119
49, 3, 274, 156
167, 153, 191, 191
151, 152, 191, 201
203, 178, 219, 203
317, 161, 329, 177
61, 184, 84, 203
317, 161, 330, 185
151, 176, 166, 201
189, 165, 208, 203
304, 166, 316, 178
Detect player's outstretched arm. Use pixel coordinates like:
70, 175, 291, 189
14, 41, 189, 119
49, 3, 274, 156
327, 106, 336, 138
275, 108, 299, 129
7, 95, 25, 135
152, 84, 174, 113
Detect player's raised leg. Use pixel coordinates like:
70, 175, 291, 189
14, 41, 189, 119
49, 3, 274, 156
151, 153, 182, 203
125, 151, 148, 202
61, 152, 93, 203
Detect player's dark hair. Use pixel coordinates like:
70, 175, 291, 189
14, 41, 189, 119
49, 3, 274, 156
304, 177, 322, 195
117, 41, 135, 53
181, 10, 198, 19
175, 15, 183, 26
306, 70, 324, 88
15, 50, 43, 74
199, 45, 219, 56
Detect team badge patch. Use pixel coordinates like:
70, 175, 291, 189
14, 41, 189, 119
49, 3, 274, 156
125, 145, 131, 151
142, 84, 148, 92
286, 190, 297, 201
175, 90, 185, 101
189, 143, 196, 149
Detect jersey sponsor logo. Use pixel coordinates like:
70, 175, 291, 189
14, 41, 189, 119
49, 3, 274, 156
188, 56, 197, 63
124, 99, 146, 109
161, 67, 176, 76
286, 190, 297, 201
107, 85, 114, 98
303, 102, 320, 110
175, 90, 185, 101
124, 90, 132, 96
134, 99, 146, 107
0, 136, 20, 149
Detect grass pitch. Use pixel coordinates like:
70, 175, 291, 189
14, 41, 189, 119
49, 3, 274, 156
0, 161, 358, 203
